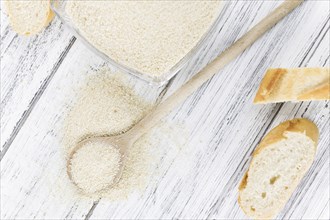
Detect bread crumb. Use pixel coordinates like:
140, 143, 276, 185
63, 71, 152, 157
66, 1, 222, 76
5, 0, 53, 35
69, 140, 121, 195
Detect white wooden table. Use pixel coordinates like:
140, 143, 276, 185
1, 1, 329, 219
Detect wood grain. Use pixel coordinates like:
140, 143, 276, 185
1, 1, 329, 219
0, 8, 75, 154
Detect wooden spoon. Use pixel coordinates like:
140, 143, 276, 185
67, 0, 304, 193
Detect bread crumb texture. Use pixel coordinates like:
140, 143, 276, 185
63, 73, 151, 155
254, 68, 330, 103
68, 140, 121, 195
66, 1, 222, 76
238, 119, 318, 219
62, 70, 186, 200
5, 0, 53, 35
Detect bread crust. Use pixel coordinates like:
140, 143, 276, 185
44, 8, 55, 28
298, 81, 330, 100
238, 118, 319, 219
254, 68, 287, 103
254, 68, 330, 103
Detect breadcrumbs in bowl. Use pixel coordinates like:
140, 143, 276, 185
52, 0, 224, 84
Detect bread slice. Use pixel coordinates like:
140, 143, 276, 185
238, 118, 318, 219
5, 0, 54, 36
254, 68, 330, 103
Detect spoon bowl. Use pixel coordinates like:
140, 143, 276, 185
67, 135, 129, 194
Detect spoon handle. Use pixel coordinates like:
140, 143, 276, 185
128, 0, 304, 141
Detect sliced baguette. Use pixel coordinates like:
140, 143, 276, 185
238, 118, 318, 220
254, 68, 330, 103
5, 0, 54, 36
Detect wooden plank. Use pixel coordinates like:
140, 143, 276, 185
0, 8, 75, 153
1, 1, 329, 219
